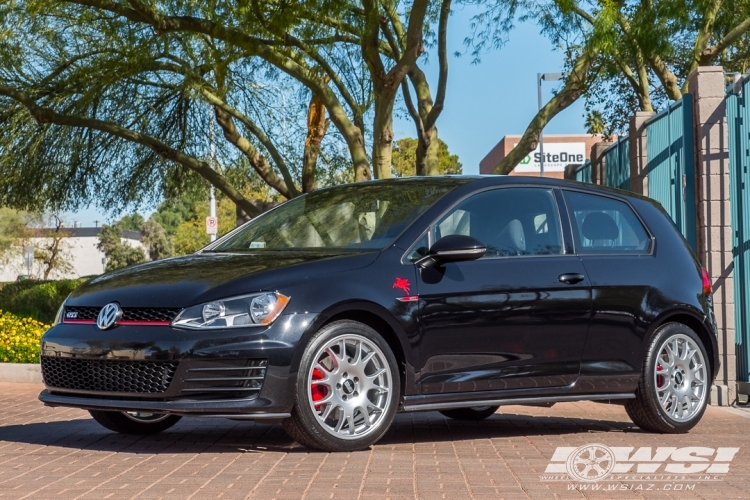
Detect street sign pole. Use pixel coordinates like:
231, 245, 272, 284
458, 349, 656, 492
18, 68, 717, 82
23, 246, 34, 277
208, 106, 217, 242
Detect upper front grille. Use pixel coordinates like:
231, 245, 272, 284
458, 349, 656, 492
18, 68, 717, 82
42, 357, 178, 393
63, 307, 181, 323
121, 308, 181, 323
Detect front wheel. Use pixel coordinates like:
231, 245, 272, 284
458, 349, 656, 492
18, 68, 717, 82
89, 410, 182, 435
440, 406, 500, 421
283, 320, 401, 452
625, 322, 710, 433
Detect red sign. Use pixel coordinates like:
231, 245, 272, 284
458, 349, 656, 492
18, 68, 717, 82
206, 216, 218, 235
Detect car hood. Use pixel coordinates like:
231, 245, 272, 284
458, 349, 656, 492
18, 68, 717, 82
67, 251, 378, 308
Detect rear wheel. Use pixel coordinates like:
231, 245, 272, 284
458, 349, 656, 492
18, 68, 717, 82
440, 406, 499, 421
625, 322, 710, 433
283, 320, 401, 452
89, 410, 181, 435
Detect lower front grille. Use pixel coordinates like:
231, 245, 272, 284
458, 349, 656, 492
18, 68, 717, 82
180, 359, 267, 400
41, 357, 178, 394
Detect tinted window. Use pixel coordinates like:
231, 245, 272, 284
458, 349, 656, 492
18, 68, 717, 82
433, 188, 563, 257
212, 181, 464, 252
563, 191, 650, 254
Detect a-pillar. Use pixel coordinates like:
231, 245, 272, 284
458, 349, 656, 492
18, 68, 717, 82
628, 112, 654, 196
687, 66, 736, 406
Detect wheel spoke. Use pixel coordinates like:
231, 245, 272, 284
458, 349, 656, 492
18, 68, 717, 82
353, 341, 363, 364
359, 407, 371, 428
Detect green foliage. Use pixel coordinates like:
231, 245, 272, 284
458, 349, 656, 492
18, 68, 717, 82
0, 208, 25, 256
392, 138, 462, 177
141, 218, 174, 260
584, 110, 609, 139
97, 224, 147, 271
119, 213, 145, 232
0, 279, 86, 323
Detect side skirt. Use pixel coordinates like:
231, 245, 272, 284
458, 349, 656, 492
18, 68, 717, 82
401, 392, 635, 412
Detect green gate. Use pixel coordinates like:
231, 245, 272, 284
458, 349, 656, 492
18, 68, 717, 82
574, 160, 592, 183
645, 95, 697, 251
604, 136, 630, 190
728, 75, 750, 385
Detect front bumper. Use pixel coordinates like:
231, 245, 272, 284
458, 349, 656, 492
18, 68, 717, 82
39, 312, 318, 417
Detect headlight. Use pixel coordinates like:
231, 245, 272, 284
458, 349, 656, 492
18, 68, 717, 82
172, 292, 290, 330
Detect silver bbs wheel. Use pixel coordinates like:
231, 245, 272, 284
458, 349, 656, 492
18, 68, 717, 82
307, 334, 392, 440
654, 333, 707, 422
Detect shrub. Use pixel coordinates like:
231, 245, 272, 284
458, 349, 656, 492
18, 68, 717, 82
0, 279, 86, 323
0, 310, 50, 363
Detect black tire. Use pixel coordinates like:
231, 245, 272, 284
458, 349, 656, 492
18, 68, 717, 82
625, 322, 710, 433
440, 406, 500, 421
283, 320, 401, 452
89, 410, 182, 435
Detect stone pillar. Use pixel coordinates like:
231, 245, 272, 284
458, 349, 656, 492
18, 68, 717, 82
629, 111, 654, 196
564, 164, 580, 180
687, 66, 736, 405
590, 142, 610, 185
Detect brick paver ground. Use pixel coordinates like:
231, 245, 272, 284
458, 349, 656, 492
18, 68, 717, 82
1, 382, 749, 499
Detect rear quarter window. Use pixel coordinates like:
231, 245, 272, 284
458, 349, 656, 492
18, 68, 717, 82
563, 190, 651, 254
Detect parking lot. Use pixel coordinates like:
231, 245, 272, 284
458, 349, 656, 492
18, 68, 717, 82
0, 382, 749, 499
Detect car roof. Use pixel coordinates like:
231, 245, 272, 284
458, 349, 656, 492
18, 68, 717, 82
331, 175, 651, 205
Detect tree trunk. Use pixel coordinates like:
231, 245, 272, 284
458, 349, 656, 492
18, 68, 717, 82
303, 91, 329, 192
415, 125, 439, 176
494, 48, 599, 174
371, 95, 394, 179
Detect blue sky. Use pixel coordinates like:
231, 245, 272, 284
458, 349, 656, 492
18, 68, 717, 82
67, 8, 587, 227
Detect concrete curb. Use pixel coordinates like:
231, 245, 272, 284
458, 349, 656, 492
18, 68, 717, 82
0, 363, 42, 383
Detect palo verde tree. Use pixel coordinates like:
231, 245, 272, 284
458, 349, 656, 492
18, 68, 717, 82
0, 0, 445, 222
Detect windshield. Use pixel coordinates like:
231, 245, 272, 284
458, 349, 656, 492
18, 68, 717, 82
210, 180, 467, 252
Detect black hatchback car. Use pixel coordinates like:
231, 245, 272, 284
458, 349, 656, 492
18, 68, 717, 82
40, 176, 719, 451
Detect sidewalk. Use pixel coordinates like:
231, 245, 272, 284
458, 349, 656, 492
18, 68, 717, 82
1, 382, 748, 499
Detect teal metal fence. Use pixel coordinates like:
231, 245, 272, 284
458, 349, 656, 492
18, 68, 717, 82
574, 160, 592, 183
645, 95, 697, 251
604, 136, 630, 190
728, 74, 750, 384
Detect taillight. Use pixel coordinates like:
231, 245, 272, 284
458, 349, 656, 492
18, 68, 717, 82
701, 268, 712, 295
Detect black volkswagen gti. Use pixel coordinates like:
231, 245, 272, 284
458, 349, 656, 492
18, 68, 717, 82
40, 176, 720, 452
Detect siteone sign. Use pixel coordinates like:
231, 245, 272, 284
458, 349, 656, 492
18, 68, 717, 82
514, 142, 586, 172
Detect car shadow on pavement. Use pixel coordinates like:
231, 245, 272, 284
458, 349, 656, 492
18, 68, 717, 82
0, 410, 642, 454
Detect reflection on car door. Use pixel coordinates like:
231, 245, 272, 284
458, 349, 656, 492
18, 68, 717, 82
415, 187, 592, 395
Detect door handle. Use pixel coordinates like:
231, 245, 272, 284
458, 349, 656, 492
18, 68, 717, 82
559, 273, 585, 284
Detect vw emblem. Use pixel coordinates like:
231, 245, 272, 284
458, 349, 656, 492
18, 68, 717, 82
97, 303, 122, 330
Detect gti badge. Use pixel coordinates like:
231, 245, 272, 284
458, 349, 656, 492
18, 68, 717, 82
97, 303, 122, 330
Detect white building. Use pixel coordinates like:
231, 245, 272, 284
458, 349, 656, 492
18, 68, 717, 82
0, 227, 144, 282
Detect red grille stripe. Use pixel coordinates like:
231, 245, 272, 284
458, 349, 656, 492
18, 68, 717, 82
118, 320, 171, 326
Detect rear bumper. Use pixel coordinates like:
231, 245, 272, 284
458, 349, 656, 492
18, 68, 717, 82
38, 312, 317, 416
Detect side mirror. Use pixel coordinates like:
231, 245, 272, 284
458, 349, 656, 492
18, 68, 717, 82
416, 234, 487, 268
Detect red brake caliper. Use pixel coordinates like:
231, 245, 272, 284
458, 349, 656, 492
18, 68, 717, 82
311, 368, 328, 411
656, 364, 664, 388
